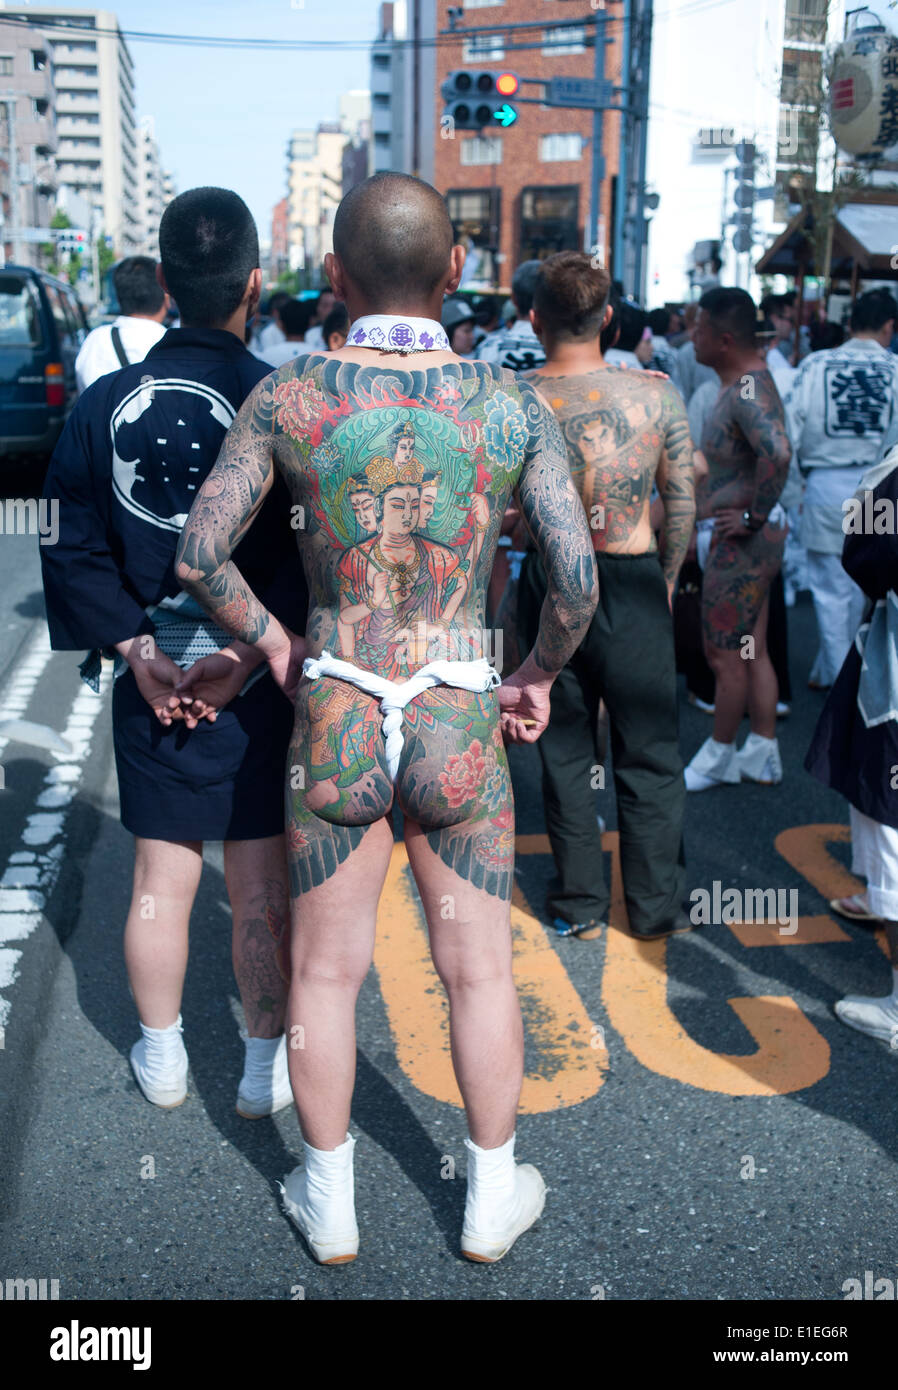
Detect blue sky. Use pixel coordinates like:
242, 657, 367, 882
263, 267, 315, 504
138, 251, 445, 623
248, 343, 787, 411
28, 0, 379, 237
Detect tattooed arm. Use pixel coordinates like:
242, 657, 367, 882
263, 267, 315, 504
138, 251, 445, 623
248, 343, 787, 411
656, 386, 697, 599
175, 376, 304, 694
732, 372, 792, 522
499, 390, 598, 742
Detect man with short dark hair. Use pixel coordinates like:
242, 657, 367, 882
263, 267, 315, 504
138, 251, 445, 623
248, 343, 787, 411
75, 255, 169, 392
783, 286, 898, 689
684, 286, 792, 790
254, 297, 312, 367
175, 170, 598, 1265
605, 299, 649, 370
41, 187, 307, 1119
253, 289, 291, 357
523, 249, 696, 940
477, 259, 546, 371
303, 287, 338, 352
322, 302, 350, 351
645, 307, 681, 386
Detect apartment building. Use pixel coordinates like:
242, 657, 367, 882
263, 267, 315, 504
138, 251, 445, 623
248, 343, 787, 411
0, 5, 138, 253
134, 113, 167, 256
369, 0, 437, 181
0, 20, 56, 264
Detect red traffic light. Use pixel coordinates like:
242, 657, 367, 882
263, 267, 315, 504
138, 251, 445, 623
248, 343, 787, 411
496, 72, 519, 97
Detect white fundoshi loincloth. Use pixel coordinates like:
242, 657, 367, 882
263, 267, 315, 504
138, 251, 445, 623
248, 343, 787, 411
301, 649, 502, 780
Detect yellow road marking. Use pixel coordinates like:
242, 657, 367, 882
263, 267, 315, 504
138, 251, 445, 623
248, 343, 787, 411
601, 832, 830, 1096
373, 841, 607, 1113
373, 823, 886, 1108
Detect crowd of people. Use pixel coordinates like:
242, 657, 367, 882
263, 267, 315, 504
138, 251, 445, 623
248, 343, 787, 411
45, 174, 897, 1269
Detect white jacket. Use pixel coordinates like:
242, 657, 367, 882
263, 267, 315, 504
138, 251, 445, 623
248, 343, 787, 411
782, 337, 898, 473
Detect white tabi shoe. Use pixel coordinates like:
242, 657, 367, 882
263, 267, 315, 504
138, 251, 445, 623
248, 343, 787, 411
835, 992, 898, 1048
129, 1014, 188, 1109
461, 1134, 546, 1263
236, 1032, 293, 1119
736, 733, 782, 785
280, 1133, 359, 1265
683, 737, 740, 792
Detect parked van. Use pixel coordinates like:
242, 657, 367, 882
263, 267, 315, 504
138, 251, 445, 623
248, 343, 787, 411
0, 265, 87, 465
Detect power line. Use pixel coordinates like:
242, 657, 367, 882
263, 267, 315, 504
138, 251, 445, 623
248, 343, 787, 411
0, 1, 738, 52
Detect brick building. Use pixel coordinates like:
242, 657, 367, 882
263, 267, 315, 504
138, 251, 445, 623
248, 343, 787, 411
432, 0, 622, 292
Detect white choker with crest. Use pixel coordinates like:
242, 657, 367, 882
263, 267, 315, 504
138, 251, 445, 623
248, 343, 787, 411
346, 315, 450, 355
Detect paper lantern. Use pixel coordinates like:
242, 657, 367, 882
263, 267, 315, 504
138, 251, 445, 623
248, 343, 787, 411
830, 28, 898, 155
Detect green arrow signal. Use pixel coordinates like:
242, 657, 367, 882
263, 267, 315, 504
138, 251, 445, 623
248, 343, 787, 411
494, 103, 518, 128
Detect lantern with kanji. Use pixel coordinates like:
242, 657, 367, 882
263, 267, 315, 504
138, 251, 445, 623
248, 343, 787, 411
830, 17, 898, 157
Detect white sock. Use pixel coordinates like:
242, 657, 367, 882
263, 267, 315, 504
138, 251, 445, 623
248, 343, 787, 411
138, 1014, 183, 1050
464, 1134, 518, 1231
708, 738, 734, 751
298, 1133, 356, 1233
135, 1014, 186, 1083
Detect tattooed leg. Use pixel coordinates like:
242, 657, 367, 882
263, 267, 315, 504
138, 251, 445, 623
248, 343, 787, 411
124, 837, 203, 1029
224, 836, 290, 1038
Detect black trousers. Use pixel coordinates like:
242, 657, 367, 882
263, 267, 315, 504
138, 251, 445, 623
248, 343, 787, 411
517, 549, 686, 933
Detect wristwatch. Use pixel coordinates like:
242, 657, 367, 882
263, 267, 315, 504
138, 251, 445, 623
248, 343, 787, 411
742, 509, 765, 532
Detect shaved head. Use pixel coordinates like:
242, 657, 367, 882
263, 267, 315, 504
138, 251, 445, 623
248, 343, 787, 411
332, 173, 455, 310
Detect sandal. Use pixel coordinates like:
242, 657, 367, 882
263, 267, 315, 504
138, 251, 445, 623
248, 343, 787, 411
829, 895, 884, 925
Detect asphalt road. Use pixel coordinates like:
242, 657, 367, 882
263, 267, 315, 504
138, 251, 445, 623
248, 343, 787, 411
1, 479, 896, 1306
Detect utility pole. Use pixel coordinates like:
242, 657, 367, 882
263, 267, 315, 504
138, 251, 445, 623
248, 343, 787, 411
0, 94, 22, 266
630, 0, 653, 302
589, 7, 607, 261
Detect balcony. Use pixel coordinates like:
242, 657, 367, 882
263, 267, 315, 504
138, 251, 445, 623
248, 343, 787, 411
52, 70, 99, 92
370, 63, 392, 97
57, 118, 101, 138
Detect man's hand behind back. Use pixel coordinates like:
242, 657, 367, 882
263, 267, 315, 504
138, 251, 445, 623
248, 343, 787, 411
498, 665, 552, 743
127, 647, 201, 728
174, 648, 259, 721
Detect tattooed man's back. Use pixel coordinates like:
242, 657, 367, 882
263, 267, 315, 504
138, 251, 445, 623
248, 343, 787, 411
175, 172, 597, 1266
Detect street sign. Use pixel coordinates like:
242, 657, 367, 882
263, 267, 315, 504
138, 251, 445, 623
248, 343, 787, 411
547, 76, 613, 109
14, 228, 57, 243
493, 103, 518, 128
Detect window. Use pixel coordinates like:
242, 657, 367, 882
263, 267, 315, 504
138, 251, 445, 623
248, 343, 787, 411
539, 132, 584, 161
780, 47, 821, 105
31, 49, 47, 72
784, 0, 827, 43
542, 24, 587, 55
447, 187, 500, 288
459, 135, 503, 165
463, 32, 505, 62
44, 284, 77, 350
0, 275, 43, 347
0, 56, 12, 77
519, 186, 580, 262
464, 0, 505, 7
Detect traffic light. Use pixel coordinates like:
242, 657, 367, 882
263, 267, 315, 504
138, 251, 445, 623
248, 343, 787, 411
441, 70, 520, 132
55, 228, 88, 255
732, 140, 755, 253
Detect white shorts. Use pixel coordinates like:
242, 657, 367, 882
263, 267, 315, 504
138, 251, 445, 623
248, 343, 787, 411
850, 804, 898, 920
